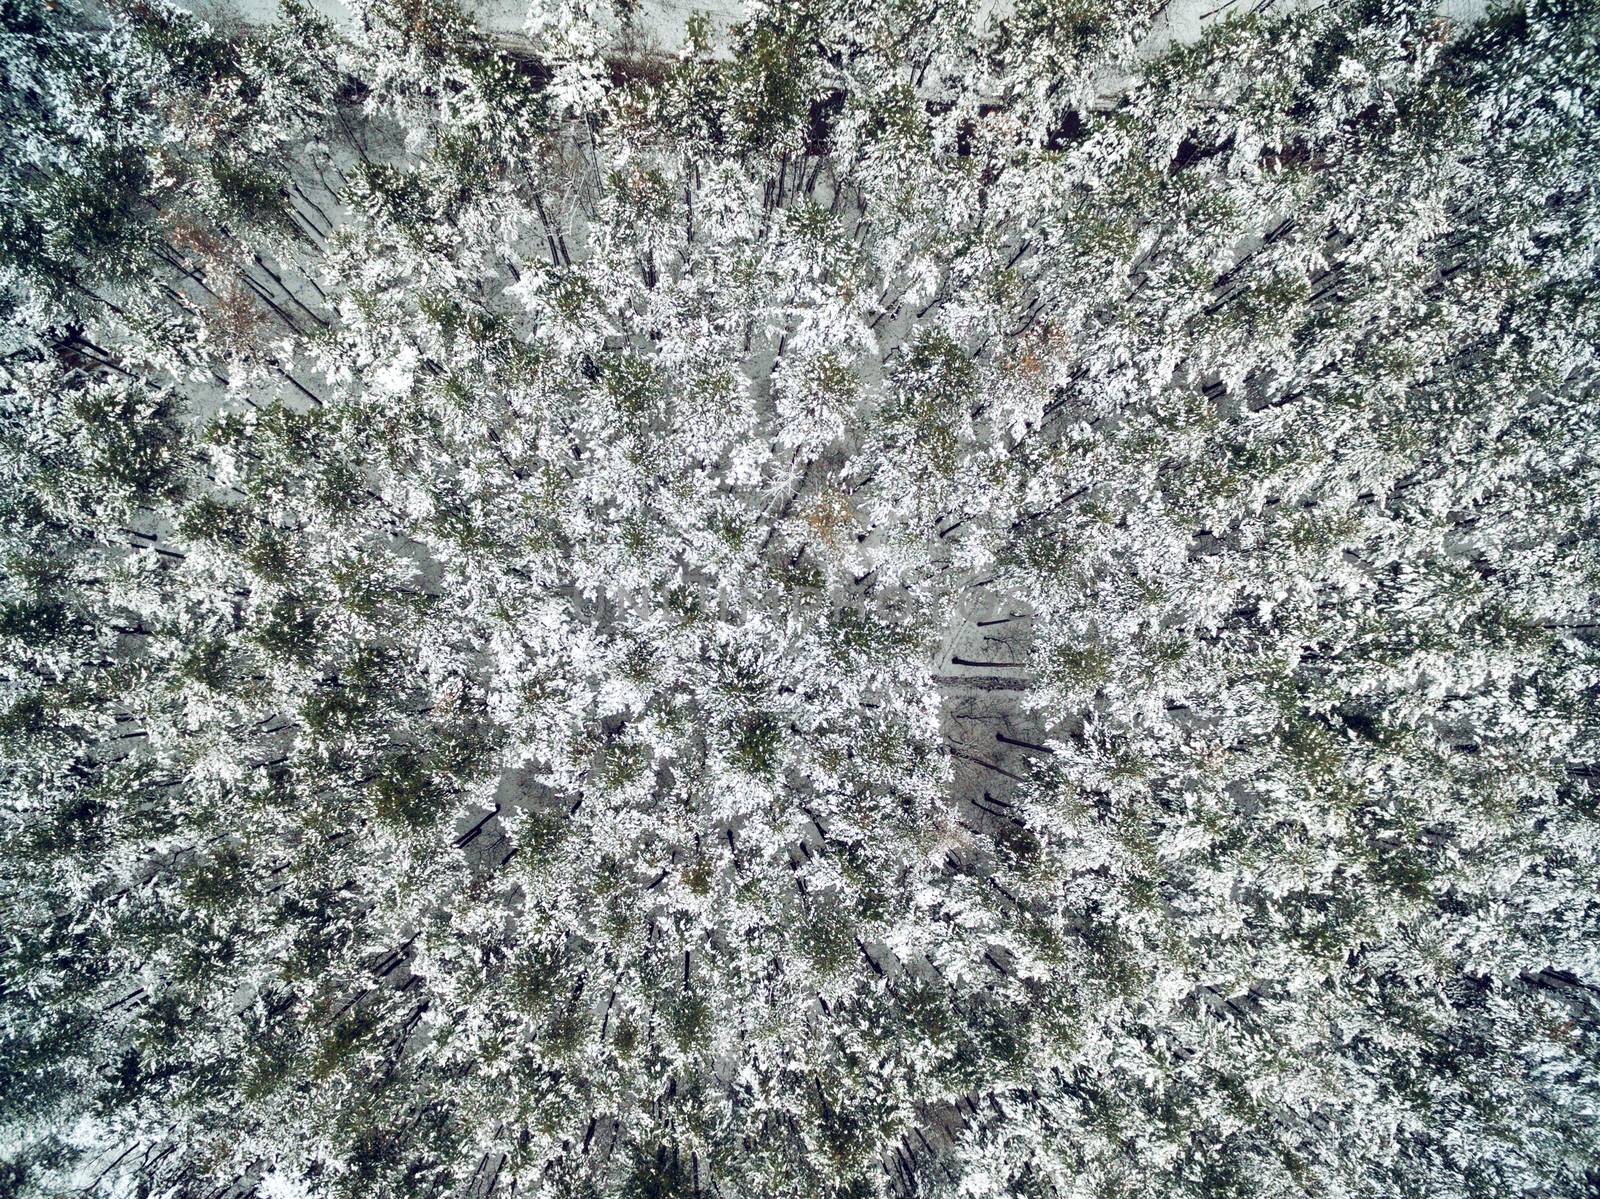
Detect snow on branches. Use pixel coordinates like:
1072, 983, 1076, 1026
1, 0, 1597, 1197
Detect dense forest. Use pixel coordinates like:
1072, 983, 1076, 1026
2, 0, 1597, 1195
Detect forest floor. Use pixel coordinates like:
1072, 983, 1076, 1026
176, 0, 1492, 60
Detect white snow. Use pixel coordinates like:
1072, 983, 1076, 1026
173, 0, 1491, 57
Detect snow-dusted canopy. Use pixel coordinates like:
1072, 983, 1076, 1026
1, 0, 1595, 1197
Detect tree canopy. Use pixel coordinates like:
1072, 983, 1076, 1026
1, 0, 1597, 1196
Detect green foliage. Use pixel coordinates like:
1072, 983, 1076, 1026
128, 1, 240, 86
209, 157, 293, 232
721, 15, 816, 153
885, 330, 978, 475
371, 750, 444, 829
799, 909, 854, 978
729, 710, 782, 778
619, 1146, 694, 1199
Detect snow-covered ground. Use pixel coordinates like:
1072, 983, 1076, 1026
1140, 0, 1488, 53
179, 0, 1490, 56
181, 0, 749, 47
